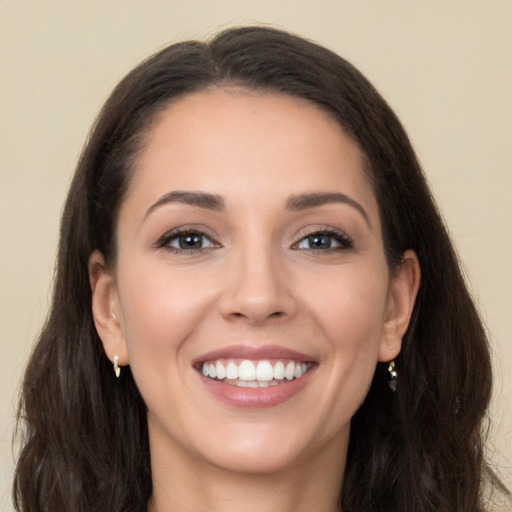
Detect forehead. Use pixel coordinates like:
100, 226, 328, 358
125, 88, 378, 220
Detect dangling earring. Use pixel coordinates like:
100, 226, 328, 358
113, 354, 121, 378
388, 360, 397, 392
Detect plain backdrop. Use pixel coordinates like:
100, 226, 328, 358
1, 1, 511, 510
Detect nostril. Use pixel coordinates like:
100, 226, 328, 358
226, 309, 287, 324
219, 281, 298, 325
231, 311, 283, 318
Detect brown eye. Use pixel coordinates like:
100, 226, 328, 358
175, 233, 205, 249
157, 230, 218, 252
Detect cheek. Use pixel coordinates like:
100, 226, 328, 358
116, 263, 216, 368
302, 263, 389, 349
301, 263, 389, 406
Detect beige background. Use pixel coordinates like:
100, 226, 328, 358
1, 1, 511, 509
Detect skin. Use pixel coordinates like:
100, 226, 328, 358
89, 89, 420, 512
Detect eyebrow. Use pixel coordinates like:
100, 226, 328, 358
286, 192, 370, 226
144, 191, 225, 220
144, 190, 370, 227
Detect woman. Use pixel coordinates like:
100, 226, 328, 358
13, 26, 500, 511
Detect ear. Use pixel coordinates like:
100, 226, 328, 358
88, 250, 129, 367
378, 249, 421, 362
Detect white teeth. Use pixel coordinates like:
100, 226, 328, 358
273, 361, 285, 380
256, 360, 274, 381
238, 360, 256, 381
216, 361, 226, 380
226, 361, 238, 380
285, 361, 295, 380
200, 359, 311, 384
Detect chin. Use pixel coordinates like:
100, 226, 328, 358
200, 441, 306, 475
182, 418, 349, 477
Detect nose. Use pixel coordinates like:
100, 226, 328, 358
219, 241, 298, 326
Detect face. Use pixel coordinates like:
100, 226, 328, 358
91, 89, 418, 477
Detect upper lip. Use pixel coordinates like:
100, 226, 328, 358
192, 344, 316, 365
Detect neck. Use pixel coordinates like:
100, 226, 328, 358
147, 435, 347, 512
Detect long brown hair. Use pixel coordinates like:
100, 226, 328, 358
14, 26, 495, 511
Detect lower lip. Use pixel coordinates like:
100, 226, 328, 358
198, 370, 314, 409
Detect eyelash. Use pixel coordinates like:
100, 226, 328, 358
155, 227, 219, 254
292, 228, 353, 253
155, 227, 353, 254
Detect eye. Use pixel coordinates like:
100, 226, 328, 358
156, 229, 219, 252
294, 229, 353, 252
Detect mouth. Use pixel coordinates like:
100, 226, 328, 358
195, 359, 312, 388
193, 345, 316, 408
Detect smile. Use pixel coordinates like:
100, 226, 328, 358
199, 359, 312, 388
193, 345, 317, 408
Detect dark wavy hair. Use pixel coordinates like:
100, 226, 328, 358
13, 26, 496, 511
